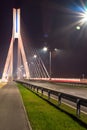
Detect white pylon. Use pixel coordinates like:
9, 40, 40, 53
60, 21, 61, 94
2, 8, 30, 81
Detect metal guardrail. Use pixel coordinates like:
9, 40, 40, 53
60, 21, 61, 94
15, 80, 87, 117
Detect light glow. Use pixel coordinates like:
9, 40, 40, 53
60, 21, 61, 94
80, 11, 87, 23
76, 10, 87, 27
76, 26, 80, 30
43, 47, 48, 52
33, 55, 37, 58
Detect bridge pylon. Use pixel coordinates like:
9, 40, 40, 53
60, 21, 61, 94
2, 8, 30, 81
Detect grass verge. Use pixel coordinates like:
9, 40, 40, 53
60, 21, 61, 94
17, 83, 87, 130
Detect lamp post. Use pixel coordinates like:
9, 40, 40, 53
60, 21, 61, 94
43, 47, 51, 79
49, 51, 51, 79
43, 47, 58, 80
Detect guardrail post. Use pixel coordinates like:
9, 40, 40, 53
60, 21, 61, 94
30, 85, 32, 90
41, 88, 43, 96
48, 90, 50, 100
76, 99, 80, 117
27, 83, 29, 88
37, 87, 38, 93
33, 86, 35, 91
58, 93, 61, 106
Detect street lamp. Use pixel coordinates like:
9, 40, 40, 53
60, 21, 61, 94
33, 54, 37, 59
43, 46, 58, 80
75, 9, 87, 26
49, 51, 52, 80
43, 46, 48, 52
80, 11, 87, 23
43, 47, 51, 79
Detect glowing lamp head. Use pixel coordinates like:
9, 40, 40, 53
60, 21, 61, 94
76, 26, 80, 30
33, 55, 37, 58
82, 11, 87, 22
43, 47, 48, 52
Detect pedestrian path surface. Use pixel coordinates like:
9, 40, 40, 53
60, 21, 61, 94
0, 82, 31, 130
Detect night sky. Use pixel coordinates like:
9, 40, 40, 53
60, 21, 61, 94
0, 0, 87, 78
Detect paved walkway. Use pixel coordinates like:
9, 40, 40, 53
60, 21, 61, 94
0, 82, 32, 130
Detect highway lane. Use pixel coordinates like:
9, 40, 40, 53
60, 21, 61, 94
24, 80, 87, 99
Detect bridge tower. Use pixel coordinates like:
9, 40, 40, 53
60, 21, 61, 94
2, 8, 30, 80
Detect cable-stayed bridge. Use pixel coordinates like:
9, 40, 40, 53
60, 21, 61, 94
1, 8, 85, 83
2, 8, 50, 81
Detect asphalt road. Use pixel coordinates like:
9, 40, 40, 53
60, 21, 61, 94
24, 80, 87, 99
0, 82, 31, 130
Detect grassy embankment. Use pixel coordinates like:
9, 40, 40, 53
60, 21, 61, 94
17, 83, 87, 130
